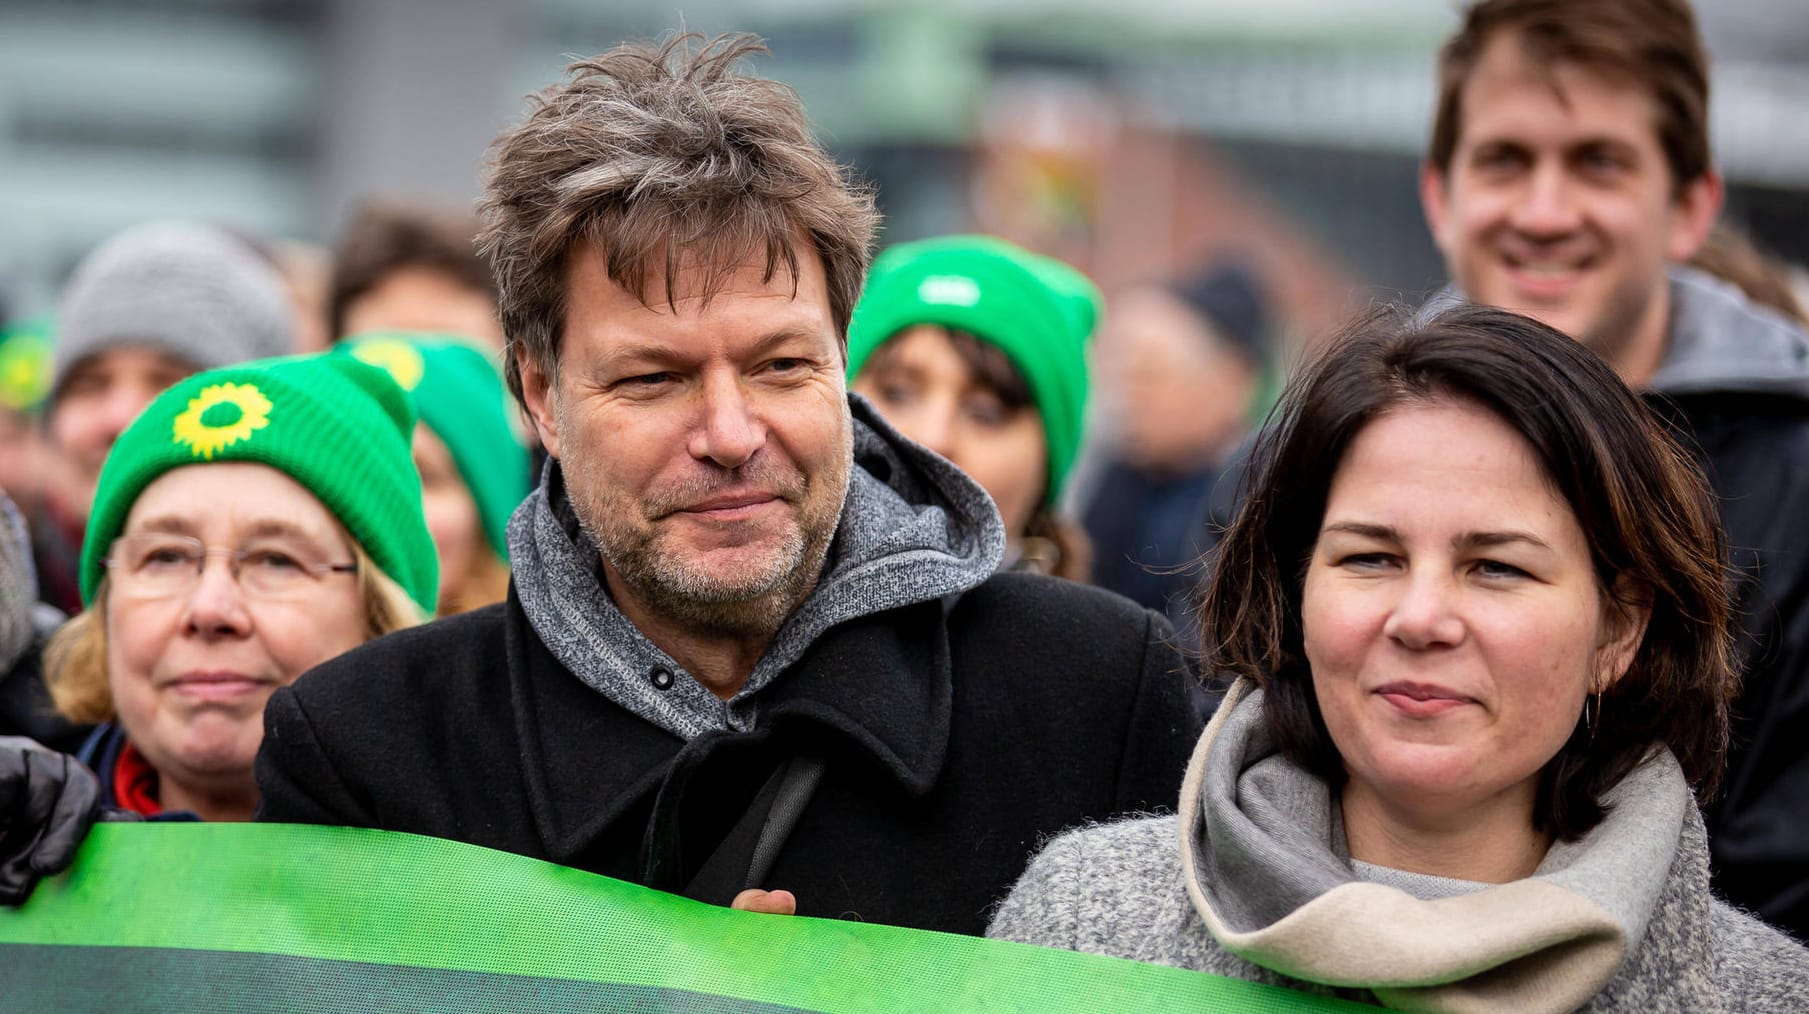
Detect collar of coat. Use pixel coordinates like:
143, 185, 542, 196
499, 587, 955, 863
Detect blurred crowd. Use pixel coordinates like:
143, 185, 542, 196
4, 0, 1809, 1008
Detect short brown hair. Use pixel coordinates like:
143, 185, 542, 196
1428, 0, 1712, 190
327, 202, 495, 341
478, 33, 880, 405
1200, 304, 1736, 841
45, 543, 425, 724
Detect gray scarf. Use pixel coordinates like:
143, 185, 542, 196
507, 395, 1004, 740
1179, 679, 1696, 1012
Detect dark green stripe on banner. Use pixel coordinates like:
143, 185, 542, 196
6, 944, 812, 1013
0, 824, 1372, 1012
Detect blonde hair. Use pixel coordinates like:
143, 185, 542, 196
45, 540, 425, 724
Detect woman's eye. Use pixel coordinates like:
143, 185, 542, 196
874, 381, 916, 406
963, 397, 1010, 428
141, 547, 195, 570
245, 550, 303, 572
1475, 559, 1529, 580
1338, 552, 1395, 570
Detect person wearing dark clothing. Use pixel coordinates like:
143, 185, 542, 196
259, 405, 1198, 934
0, 489, 89, 754
249, 33, 1203, 935
1083, 264, 1268, 617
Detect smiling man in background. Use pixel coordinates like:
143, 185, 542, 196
1419, 0, 1809, 938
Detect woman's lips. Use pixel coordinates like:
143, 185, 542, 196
166, 673, 270, 701
1374, 681, 1476, 718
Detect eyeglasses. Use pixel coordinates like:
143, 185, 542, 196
104, 534, 358, 601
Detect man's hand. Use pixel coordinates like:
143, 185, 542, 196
730, 888, 797, 915
0, 736, 102, 905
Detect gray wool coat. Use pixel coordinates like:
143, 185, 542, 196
989, 681, 1809, 1012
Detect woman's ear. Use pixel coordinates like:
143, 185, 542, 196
1596, 575, 1653, 690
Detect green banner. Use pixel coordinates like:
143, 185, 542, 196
0, 824, 1370, 1012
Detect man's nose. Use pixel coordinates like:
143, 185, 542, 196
689, 373, 766, 469
1508, 162, 1584, 239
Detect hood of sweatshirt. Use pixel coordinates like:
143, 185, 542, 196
1420, 266, 1809, 402
1175, 679, 1696, 1012
507, 392, 1006, 740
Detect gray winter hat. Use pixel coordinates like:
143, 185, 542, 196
52, 221, 294, 400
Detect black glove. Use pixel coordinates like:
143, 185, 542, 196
0, 735, 102, 905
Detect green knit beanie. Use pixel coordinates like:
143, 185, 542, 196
846, 235, 1101, 504
0, 315, 53, 414
340, 332, 529, 561
80, 353, 439, 614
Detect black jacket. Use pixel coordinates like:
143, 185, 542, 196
256, 572, 1201, 935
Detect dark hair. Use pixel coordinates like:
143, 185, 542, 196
863, 326, 1091, 581
1429, 0, 1711, 192
478, 32, 879, 406
1199, 304, 1736, 840
327, 202, 494, 341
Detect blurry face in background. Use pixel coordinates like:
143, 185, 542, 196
47, 346, 195, 519
1097, 287, 1258, 473
412, 423, 485, 610
340, 267, 505, 352
1421, 32, 1719, 374
853, 325, 1048, 539
105, 463, 367, 804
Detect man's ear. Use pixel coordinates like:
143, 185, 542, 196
518, 351, 562, 460
1419, 162, 1454, 259
1667, 169, 1725, 263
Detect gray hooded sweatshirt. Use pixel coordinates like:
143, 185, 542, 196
507, 392, 1006, 740
989, 679, 1809, 1012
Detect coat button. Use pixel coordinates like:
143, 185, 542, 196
650, 667, 674, 690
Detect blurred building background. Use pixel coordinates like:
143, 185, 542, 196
1, 0, 1805, 338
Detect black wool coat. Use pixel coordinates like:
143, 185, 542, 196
256, 570, 1202, 935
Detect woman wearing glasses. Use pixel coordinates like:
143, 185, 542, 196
42, 354, 437, 822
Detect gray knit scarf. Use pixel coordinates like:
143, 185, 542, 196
507, 395, 1004, 740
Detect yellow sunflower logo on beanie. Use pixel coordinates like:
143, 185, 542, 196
171, 382, 273, 459
348, 337, 426, 392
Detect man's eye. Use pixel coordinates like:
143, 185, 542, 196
622, 373, 672, 388
767, 358, 806, 373
1473, 147, 1527, 173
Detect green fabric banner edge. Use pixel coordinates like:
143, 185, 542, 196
0, 823, 1370, 1012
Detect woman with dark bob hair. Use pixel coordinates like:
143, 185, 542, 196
989, 305, 1809, 1009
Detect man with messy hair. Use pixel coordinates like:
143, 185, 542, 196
211, 35, 1192, 934
1417, 0, 1809, 937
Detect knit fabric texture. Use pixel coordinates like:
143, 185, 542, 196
53, 221, 294, 399
80, 353, 438, 613
846, 235, 1101, 503
341, 332, 529, 559
989, 679, 1809, 1011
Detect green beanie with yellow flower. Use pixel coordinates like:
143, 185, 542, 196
846, 235, 1102, 505
80, 352, 439, 613
339, 332, 529, 561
